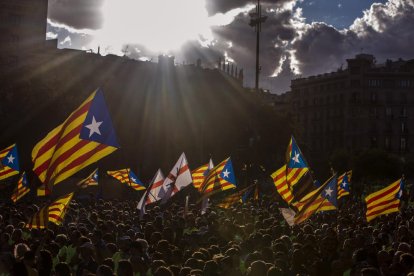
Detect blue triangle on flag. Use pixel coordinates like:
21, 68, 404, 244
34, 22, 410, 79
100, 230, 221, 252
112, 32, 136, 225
288, 137, 308, 168
129, 170, 144, 186
80, 88, 119, 148
221, 158, 236, 186
21, 172, 29, 187
2, 145, 19, 172
322, 176, 337, 207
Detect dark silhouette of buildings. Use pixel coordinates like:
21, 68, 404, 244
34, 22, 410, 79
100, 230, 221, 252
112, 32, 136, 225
290, 54, 414, 160
0, 0, 292, 186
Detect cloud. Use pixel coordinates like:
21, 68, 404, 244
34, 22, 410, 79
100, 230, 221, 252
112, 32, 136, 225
205, 0, 296, 15
288, 0, 414, 78
47, 19, 95, 50
45, 0, 414, 93
48, 0, 104, 29
264, 0, 414, 93
46, 32, 58, 40
60, 36, 72, 46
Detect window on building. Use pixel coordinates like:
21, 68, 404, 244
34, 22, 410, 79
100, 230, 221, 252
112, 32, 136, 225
368, 80, 382, 87
400, 137, 407, 152
351, 80, 360, 88
402, 122, 406, 133
385, 137, 391, 150
371, 137, 378, 148
370, 107, 377, 118
386, 107, 393, 118
398, 80, 410, 88
401, 107, 407, 117
386, 91, 393, 102
371, 92, 377, 103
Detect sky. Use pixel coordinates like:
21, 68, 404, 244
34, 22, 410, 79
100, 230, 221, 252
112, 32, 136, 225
46, 0, 414, 93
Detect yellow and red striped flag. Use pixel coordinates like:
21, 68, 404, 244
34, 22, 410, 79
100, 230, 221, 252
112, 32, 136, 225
285, 137, 310, 188
11, 172, 30, 203
31, 88, 119, 194
37, 185, 48, 197
0, 144, 20, 180
218, 184, 256, 208
270, 136, 315, 205
337, 171, 352, 199
192, 159, 214, 191
271, 164, 294, 204
294, 175, 337, 224
107, 168, 145, 191
217, 193, 242, 209
26, 193, 74, 229
200, 157, 236, 197
77, 168, 99, 188
365, 179, 403, 222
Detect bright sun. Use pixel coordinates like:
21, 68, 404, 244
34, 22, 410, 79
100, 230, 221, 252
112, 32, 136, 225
95, 0, 214, 54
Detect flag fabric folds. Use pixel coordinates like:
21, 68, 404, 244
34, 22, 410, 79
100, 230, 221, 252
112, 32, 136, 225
26, 193, 74, 229
218, 184, 255, 208
11, 172, 30, 203
217, 193, 242, 209
293, 174, 338, 224
31, 88, 119, 194
192, 159, 214, 191
37, 185, 48, 197
338, 171, 352, 199
272, 165, 294, 204
365, 179, 403, 222
200, 157, 237, 197
137, 169, 165, 210
271, 136, 314, 204
77, 168, 99, 188
160, 153, 193, 202
107, 168, 145, 191
0, 144, 20, 180
241, 183, 260, 203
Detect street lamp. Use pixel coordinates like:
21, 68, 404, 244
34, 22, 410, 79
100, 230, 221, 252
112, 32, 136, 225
249, 0, 267, 90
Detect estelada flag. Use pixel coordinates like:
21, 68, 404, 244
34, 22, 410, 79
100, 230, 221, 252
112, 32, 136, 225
32, 88, 119, 194
192, 159, 214, 191
11, 172, 30, 203
77, 168, 99, 188
337, 171, 352, 199
293, 174, 337, 224
365, 179, 403, 222
0, 144, 20, 180
107, 168, 145, 191
26, 193, 74, 229
200, 157, 236, 198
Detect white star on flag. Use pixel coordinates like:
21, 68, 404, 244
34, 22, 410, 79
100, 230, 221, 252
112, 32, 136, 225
222, 169, 230, 178
398, 189, 403, 198
7, 155, 15, 164
94, 173, 98, 179
342, 182, 347, 188
324, 187, 333, 197
131, 177, 137, 183
85, 116, 103, 137
292, 151, 300, 164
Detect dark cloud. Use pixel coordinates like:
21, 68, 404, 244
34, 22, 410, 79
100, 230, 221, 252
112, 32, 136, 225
47, 0, 414, 94
205, 0, 294, 15
48, 0, 104, 29
290, 0, 414, 79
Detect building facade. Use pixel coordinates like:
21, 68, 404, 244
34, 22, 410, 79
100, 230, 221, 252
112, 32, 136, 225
0, 0, 48, 71
290, 54, 414, 158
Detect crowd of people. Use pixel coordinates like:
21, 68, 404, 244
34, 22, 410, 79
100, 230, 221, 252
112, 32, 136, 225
1, 194, 414, 276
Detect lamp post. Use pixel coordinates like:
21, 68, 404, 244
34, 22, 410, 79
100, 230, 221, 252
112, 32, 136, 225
249, 0, 267, 90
